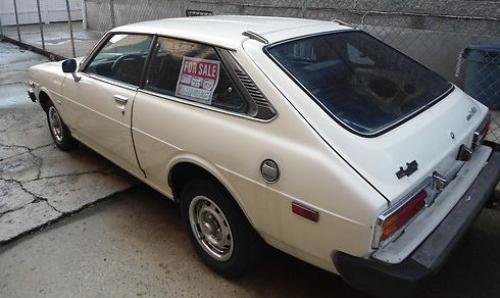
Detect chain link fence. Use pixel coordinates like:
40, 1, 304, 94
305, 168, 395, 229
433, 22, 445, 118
0, 0, 499, 141
0, 0, 100, 58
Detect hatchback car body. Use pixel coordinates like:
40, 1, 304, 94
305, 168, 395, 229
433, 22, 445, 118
28, 15, 500, 297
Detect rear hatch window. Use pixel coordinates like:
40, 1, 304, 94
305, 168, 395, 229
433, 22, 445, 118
266, 31, 453, 136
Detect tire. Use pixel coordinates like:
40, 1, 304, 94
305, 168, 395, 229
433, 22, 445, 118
46, 101, 77, 151
180, 179, 262, 278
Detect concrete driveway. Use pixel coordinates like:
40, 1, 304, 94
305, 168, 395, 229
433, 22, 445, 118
0, 42, 135, 243
1, 41, 500, 298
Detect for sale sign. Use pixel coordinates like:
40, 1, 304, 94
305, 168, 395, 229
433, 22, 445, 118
175, 56, 220, 104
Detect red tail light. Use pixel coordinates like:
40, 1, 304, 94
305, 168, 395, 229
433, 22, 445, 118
379, 190, 427, 242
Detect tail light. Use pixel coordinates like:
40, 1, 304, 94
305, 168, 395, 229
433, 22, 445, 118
374, 188, 429, 248
473, 114, 491, 149
380, 190, 427, 241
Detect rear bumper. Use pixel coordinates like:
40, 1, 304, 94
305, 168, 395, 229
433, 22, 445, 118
333, 143, 500, 298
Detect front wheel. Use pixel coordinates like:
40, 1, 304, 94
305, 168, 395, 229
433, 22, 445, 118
46, 101, 77, 151
180, 179, 262, 277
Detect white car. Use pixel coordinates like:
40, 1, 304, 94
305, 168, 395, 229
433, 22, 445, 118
28, 15, 499, 297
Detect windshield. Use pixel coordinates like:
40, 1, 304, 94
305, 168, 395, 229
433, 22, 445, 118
266, 31, 452, 136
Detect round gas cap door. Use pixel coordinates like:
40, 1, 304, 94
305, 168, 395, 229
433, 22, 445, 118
260, 159, 280, 183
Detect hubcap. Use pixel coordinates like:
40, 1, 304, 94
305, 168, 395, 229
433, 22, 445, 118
189, 196, 233, 261
48, 106, 63, 142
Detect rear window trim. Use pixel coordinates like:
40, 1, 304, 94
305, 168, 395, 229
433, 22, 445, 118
263, 30, 454, 138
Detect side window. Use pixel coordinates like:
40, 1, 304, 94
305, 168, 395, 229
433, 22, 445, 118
145, 37, 247, 113
85, 34, 153, 86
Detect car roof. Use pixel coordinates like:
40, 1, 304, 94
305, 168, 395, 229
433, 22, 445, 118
111, 15, 351, 49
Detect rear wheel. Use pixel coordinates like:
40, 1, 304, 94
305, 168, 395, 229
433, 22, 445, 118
180, 179, 262, 277
46, 101, 77, 151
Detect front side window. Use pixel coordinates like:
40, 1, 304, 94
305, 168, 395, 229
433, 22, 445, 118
85, 34, 153, 86
267, 31, 452, 135
145, 37, 248, 113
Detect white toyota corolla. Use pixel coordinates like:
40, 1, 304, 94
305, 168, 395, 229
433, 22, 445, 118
28, 15, 499, 297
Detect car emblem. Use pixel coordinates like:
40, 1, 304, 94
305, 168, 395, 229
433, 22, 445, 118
466, 106, 477, 121
450, 131, 455, 140
396, 160, 418, 179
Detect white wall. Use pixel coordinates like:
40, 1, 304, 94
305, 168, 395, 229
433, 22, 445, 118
0, 0, 82, 26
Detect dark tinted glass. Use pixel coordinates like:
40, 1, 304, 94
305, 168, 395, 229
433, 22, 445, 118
145, 37, 247, 114
268, 31, 452, 135
85, 34, 152, 86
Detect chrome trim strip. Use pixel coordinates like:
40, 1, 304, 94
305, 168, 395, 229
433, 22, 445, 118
80, 32, 155, 71
138, 88, 277, 123
81, 73, 139, 92
82, 29, 238, 70
80, 32, 112, 70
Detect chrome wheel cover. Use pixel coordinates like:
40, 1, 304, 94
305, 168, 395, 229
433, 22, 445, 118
189, 196, 234, 261
48, 106, 63, 142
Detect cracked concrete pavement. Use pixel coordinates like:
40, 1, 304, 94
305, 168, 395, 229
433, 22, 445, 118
0, 42, 135, 243
1, 41, 500, 298
2, 184, 500, 298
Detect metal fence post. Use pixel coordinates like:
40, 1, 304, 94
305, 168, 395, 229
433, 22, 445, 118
82, 0, 88, 29
36, 0, 45, 50
12, 0, 21, 41
110, 0, 116, 28
0, 15, 4, 39
65, 0, 76, 57
301, 0, 308, 18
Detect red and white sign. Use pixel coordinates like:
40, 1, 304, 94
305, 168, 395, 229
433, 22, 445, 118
175, 56, 220, 104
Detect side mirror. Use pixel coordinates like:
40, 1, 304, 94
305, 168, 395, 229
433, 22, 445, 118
62, 59, 81, 82
62, 59, 77, 73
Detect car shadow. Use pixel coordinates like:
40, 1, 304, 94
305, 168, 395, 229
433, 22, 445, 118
102, 184, 500, 298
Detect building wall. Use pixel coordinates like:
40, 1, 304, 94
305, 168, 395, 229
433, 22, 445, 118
0, 0, 82, 26
186, 0, 500, 81
83, 0, 500, 81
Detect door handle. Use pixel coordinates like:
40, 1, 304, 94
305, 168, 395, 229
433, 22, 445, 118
113, 94, 128, 104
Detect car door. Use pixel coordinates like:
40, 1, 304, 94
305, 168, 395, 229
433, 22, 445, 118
132, 37, 254, 193
61, 33, 153, 177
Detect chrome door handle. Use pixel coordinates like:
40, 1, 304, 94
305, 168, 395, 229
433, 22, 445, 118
113, 94, 128, 104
